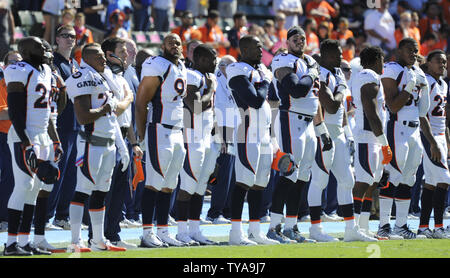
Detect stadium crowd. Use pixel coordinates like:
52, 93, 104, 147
0, 0, 450, 254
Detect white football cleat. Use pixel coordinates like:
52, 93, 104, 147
139, 232, 167, 248
344, 225, 378, 242
248, 231, 280, 245
33, 238, 66, 253
158, 229, 187, 247
229, 230, 257, 246
89, 238, 127, 251
176, 233, 200, 246
309, 226, 339, 242
67, 242, 91, 253
433, 227, 450, 239
190, 231, 217, 245
111, 240, 138, 249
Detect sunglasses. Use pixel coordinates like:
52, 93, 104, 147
59, 33, 76, 39
342, 68, 352, 72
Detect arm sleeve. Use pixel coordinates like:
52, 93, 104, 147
418, 82, 430, 118
280, 73, 313, 99
228, 75, 269, 109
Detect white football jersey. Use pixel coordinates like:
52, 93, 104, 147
103, 67, 132, 128
352, 68, 387, 143
271, 53, 319, 116
65, 61, 117, 139
186, 69, 215, 133
226, 62, 271, 143
4, 62, 52, 144
141, 56, 187, 128
426, 74, 448, 135
381, 62, 423, 122
214, 69, 238, 128
319, 66, 345, 126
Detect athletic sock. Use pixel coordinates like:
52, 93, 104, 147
247, 189, 263, 221
248, 220, 260, 234
34, 196, 48, 237
285, 179, 302, 221
69, 202, 85, 244
379, 197, 393, 227
419, 187, 433, 228
189, 193, 204, 221
230, 184, 247, 222
360, 198, 372, 230
141, 187, 157, 226
394, 184, 411, 227
353, 197, 363, 215
177, 220, 188, 235
284, 216, 297, 230
188, 219, 200, 235
176, 199, 189, 222
269, 212, 283, 229
89, 207, 105, 243
18, 204, 34, 247
270, 177, 291, 215
433, 186, 447, 228
6, 209, 21, 247
155, 191, 172, 227
339, 203, 355, 229
309, 206, 322, 227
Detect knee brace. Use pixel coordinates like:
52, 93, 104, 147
394, 183, 411, 200
89, 191, 108, 210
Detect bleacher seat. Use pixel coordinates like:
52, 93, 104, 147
31, 11, 44, 24
18, 10, 34, 27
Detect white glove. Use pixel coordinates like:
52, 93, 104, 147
404, 66, 416, 93
334, 68, 348, 92
118, 146, 130, 172
114, 120, 130, 172
258, 67, 272, 83
105, 95, 118, 112
306, 67, 319, 81
415, 70, 428, 89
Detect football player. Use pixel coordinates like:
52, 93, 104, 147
175, 44, 219, 246
417, 50, 450, 239
379, 38, 433, 239
309, 39, 377, 242
268, 26, 321, 243
3, 37, 59, 256
226, 35, 279, 245
66, 43, 129, 252
136, 34, 188, 247
351, 46, 393, 239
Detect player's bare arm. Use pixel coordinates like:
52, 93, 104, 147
381, 77, 413, 113
313, 102, 324, 125
73, 94, 111, 125
201, 73, 215, 111
127, 126, 143, 159
420, 116, 441, 162
360, 83, 384, 137
136, 75, 160, 141
318, 81, 342, 114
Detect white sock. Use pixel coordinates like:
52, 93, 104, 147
33, 234, 45, 244
7, 235, 17, 247
231, 220, 242, 232
69, 203, 84, 244
143, 225, 154, 237
359, 212, 370, 231
395, 199, 411, 228
18, 234, 29, 247
269, 212, 283, 229
89, 208, 105, 243
354, 213, 360, 225
157, 225, 168, 236
379, 197, 393, 227
284, 216, 297, 230
345, 217, 356, 230
188, 219, 200, 235
177, 220, 188, 235
248, 220, 260, 234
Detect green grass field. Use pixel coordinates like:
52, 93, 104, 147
2, 235, 449, 258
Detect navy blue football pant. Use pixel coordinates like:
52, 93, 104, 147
207, 152, 235, 219
46, 130, 78, 222
0, 132, 14, 222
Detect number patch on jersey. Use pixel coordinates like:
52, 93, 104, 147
431, 94, 447, 117
173, 78, 186, 101
34, 83, 49, 109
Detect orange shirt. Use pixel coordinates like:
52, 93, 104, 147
0, 78, 11, 134
331, 29, 353, 44
199, 24, 228, 57
276, 28, 287, 43
74, 27, 94, 65
419, 17, 441, 38
305, 32, 319, 55
394, 27, 421, 53
171, 26, 203, 57
305, 1, 336, 27
342, 48, 354, 62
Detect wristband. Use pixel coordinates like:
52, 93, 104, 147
314, 122, 328, 135
132, 143, 139, 147
376, 134, 389, 146
344, 125, 353, 140
404, 81, 415, 94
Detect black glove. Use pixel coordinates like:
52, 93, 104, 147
320, 133, 333, 152
24, 145, 38, 172
378, 170, 390, 189
278, 153, 296, 176
53, 141, 64, 163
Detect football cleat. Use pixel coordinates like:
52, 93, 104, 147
321, 213, 342, 222
248, 231, 280, 245
45, 222, 63, 231
343, 225, 378, 242
361, 228, 388, 240
309, 225, 339, 242
3, 242, 33, 256
432, 227, 450, 239
267, 227, 294, 244
393, 225, 426, 240
158, 229, 187, 247
33, 238, 66, 253
67, 242, 92, 253
376, 224, 403, 240
176, 233, 200, 246
206, 215, 231, 225
190, 231, 218, 245
229, 230, 257, 246
53, 219, 71, 230
21, 243, 52, 255
283, 225, 316, 243
417, 228, 434, 239
88, 238, 127, 251
139, 232, 168, 248
111, 240, 138, 249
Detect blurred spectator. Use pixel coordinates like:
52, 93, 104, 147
227, 12, 248, 59
419, 1, 443, 38
106, 0, 133, 31
81, 0, 108, 31
199, 10, 230, 57
60, 8, 76, 27
317, 21, 331, 44
273, 0, 303, 30
184, 39, 201, 68
218, 0, 237, 19
443, 0, 450, 26
261, 19, 278, 52
364, 0, 396, 53
342, 37, 356, 62
346, 2, 365, 34
0, 1, 14, 60
152, 0, 176, 32
434, 25, 449, 53
73, 13, 94, 65
303, 17, 319, 55
171, 10, 202, 57
0, 50, 22, 233
104, 9, 130, 39
394, 11, 421, 52
331, 17, 353, 47
404, 0, 426, 12
274, 12, 287, 44
131, 0, 152, 31
42, 0, 66, 44
420, 32, 439, 57
388, 0, 411, 24
305, 0, 338, 30
186, 0, 208, 18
